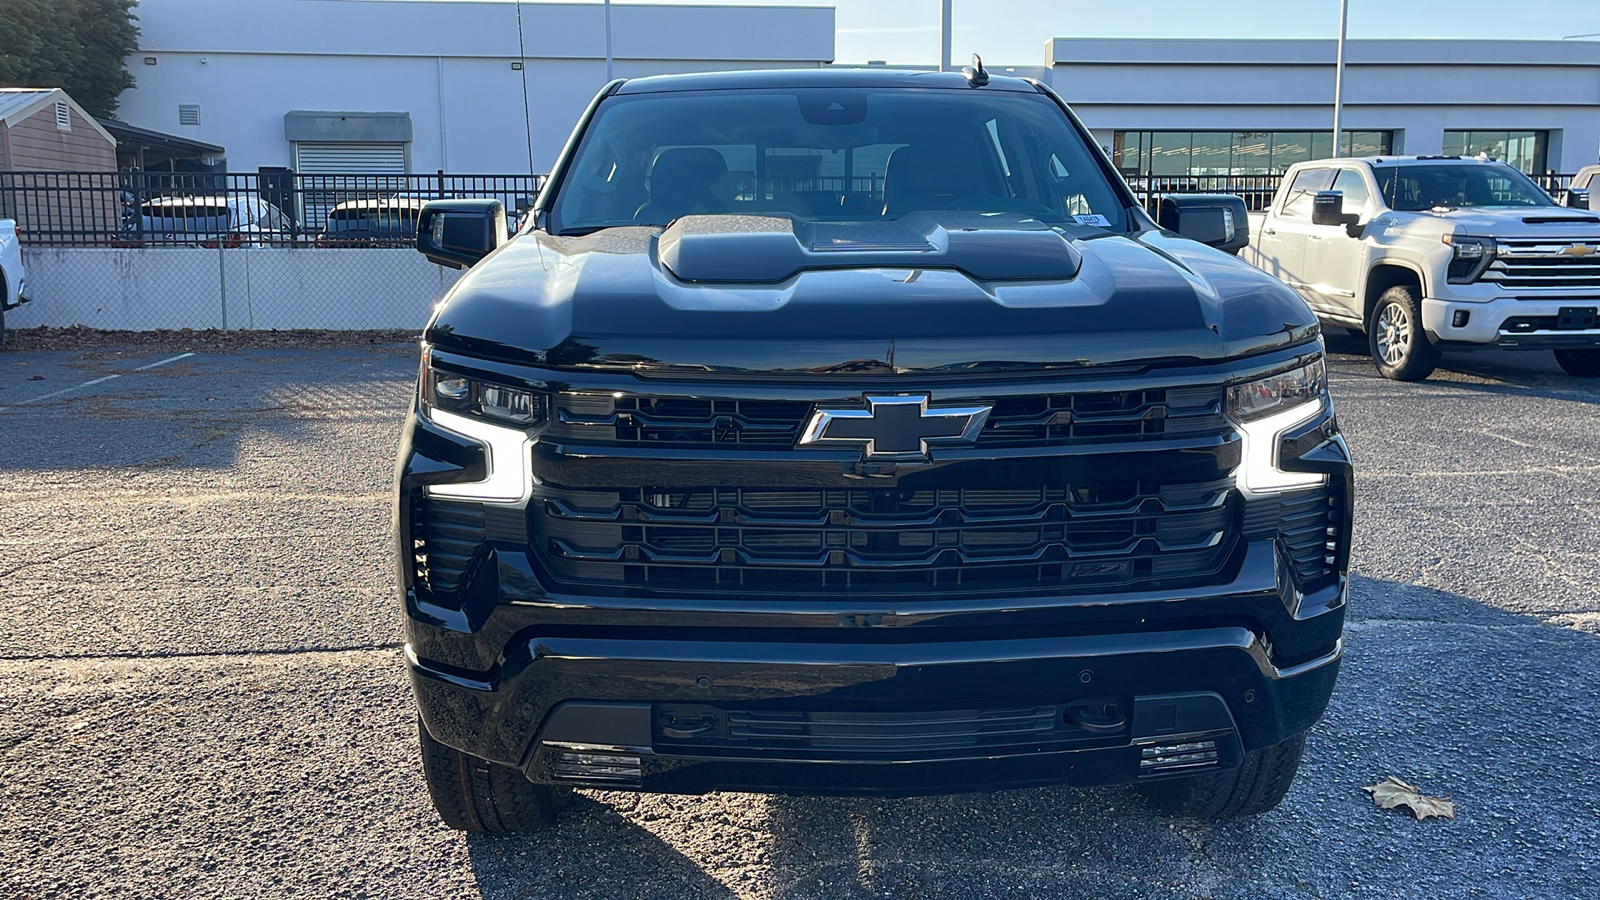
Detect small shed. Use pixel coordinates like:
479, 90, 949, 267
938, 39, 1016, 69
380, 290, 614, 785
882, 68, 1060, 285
0, 88, 121, 242
0, 88, 118, 170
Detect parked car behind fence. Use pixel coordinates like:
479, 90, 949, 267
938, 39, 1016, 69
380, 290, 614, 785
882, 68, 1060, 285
135, 195, 295, 248
315, 198, 425, 248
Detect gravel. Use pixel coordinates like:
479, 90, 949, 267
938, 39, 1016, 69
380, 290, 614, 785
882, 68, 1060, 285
2, 337, 1597, 899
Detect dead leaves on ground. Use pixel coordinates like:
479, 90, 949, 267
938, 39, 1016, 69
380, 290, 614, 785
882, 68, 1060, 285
1362, 776, 1456, 820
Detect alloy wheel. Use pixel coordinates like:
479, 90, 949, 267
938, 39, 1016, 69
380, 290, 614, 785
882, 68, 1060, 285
1375, 302, 1411, 366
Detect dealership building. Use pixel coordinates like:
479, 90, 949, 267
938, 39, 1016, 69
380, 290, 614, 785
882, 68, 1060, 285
115, 0, 1600, 177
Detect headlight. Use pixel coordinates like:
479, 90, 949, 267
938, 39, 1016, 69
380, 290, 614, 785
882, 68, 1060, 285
425, 366, 547, 426
1443, 234, 1496, 283
1228, 356, 1330, 495
1227, 358, 1325, 422
420, 356, 545, 503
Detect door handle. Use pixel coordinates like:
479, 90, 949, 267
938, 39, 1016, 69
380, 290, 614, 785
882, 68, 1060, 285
1263, 228, 1276, 236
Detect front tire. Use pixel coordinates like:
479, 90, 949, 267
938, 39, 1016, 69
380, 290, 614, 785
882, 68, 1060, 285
1139, 732, 1306, 819
418, 718, 568, 832
1367, 286, 1439, 381
1554, 349, 1600, 377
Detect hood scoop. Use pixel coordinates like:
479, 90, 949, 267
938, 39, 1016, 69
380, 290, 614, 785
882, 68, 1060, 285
1522, 215, 1600, 225
657, 212, 1083, 284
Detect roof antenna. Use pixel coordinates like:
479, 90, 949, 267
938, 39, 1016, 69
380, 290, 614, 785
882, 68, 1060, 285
962, 54, 989, 87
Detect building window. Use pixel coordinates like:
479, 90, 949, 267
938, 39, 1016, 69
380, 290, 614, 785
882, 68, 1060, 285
1441, 130, 1547, 175
1112, 131, 1394, 177
54, 101, 71, 131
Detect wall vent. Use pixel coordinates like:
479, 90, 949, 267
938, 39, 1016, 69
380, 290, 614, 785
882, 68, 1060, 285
178, 104, 202, 126
54, 101, 71, 131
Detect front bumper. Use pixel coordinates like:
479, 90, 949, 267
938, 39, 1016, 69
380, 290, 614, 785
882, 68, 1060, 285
408, 614, 1342, 795
404, 523, 1348, 797
2, 278, 24, 311
1423, 295, 1600, 349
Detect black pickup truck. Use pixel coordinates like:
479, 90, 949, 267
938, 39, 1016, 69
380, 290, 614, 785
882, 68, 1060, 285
396, 66, 1352, 832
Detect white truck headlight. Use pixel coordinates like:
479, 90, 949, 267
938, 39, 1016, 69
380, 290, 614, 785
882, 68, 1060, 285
1443, 234, 1496, 283
1228, 356, 1329, 495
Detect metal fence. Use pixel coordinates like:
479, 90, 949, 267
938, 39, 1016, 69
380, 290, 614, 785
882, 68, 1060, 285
0, 170, 544, 246
0, 167, 1583, 334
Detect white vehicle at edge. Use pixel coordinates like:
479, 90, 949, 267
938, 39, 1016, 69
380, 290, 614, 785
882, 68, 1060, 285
1241, 155, 1600, 380
0, 218, 27, 344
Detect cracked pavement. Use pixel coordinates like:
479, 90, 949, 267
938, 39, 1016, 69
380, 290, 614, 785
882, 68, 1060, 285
1, 335, 1598, 899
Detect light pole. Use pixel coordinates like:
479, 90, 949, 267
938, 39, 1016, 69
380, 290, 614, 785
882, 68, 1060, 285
1331, 0, 1349, 157
605, 0, 613, 81
940, 0, 952, 72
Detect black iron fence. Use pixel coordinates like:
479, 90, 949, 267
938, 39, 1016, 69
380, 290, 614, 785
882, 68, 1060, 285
0, 171, 544, 247
0, 168, 1583, 246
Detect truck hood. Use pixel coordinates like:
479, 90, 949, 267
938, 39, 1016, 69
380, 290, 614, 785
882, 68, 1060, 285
426, 214, 1318, 375
1397, 207, 1600, 238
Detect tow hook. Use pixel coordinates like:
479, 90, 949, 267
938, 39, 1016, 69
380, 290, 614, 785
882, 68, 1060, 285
1064, 698, 1128, 734
658, 711, 719, 739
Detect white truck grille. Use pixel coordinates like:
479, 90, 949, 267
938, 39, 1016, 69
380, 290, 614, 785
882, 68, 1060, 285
1484, 240, 1600, 291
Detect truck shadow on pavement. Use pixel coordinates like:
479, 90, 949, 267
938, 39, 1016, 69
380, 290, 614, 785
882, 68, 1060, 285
0, 346, 416, 473
458, 574, 1600, 899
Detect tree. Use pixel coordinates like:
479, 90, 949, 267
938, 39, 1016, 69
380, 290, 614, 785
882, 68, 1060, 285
0, 0, 139, 118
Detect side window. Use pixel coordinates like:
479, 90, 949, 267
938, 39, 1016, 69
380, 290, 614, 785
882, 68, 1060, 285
1331, 168, 1372, 217
1280, 167, 1334, 219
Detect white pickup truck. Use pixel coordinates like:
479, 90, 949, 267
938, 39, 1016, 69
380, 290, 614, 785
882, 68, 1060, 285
1241, 155, 1600, 380
0, 218, 28, 344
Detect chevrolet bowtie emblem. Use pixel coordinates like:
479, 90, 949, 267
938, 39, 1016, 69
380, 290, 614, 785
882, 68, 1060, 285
1562, 244, 1596, 257
798, 395, 992, 460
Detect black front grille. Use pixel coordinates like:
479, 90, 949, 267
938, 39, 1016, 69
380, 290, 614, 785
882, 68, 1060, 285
546, 386, 1228, 451
532, 478, 1238, 599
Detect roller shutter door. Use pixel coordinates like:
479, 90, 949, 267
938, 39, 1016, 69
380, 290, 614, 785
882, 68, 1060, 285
293, 142, 409, 231
293, 142, 408, 174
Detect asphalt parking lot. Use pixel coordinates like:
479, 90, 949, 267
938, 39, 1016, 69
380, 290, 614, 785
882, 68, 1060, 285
2, 333, 1598, 899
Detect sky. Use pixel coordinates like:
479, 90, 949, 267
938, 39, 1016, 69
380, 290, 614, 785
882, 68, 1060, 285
464, 0, 1600, 65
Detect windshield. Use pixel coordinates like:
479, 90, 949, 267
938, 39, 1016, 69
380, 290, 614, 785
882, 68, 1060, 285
549, 87, 1128, 235
1374, 163, 1555, 211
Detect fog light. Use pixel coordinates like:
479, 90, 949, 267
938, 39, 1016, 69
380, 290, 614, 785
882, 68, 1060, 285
1138, 738, 1220, 774
1452, 310, 1470, 328
546, 742, 645, 786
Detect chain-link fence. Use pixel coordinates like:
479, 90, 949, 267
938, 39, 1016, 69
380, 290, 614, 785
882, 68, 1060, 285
0, 171, 541, 330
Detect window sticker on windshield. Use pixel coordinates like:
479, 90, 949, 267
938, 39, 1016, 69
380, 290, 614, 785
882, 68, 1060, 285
1073, 214, 1111, 226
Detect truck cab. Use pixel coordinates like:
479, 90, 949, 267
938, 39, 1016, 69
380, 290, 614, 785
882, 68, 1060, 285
1242, 156, 1600, 379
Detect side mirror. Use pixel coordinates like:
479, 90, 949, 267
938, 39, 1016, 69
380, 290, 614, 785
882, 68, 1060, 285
1158, 193, 1249, 254
1566, 188, 1590, 209
416, 199, 506, 269
1312, 191, 1361, 227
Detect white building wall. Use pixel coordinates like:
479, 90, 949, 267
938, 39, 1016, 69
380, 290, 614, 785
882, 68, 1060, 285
119, 0, 835, 173
1049, 39, 1600, 173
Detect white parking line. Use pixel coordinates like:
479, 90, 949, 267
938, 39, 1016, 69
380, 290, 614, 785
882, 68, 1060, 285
2, 352, 199, 408
134, 352, 195, 372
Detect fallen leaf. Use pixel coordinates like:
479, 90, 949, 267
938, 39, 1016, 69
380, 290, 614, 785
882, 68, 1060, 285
1362, 776, 1455, 820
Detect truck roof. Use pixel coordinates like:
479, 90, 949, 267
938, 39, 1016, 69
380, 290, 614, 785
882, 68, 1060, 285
615, 67, 1041, 95
1295, 155, 1514, 168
